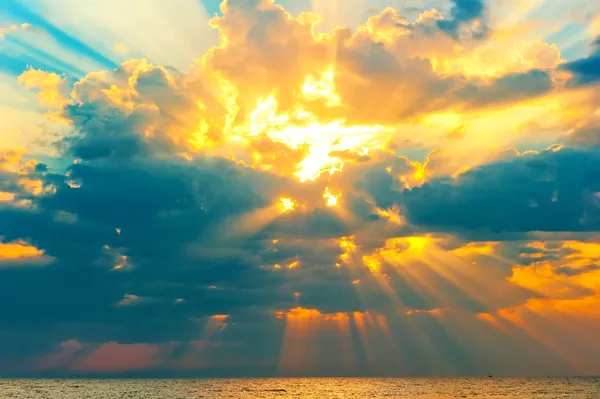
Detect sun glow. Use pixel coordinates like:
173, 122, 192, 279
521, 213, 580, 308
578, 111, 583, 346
302, 69, 341, 106
279, 197, 297, 213
236, 69, 390, 182
323, 187, 339, 207
277, 307, 401, 375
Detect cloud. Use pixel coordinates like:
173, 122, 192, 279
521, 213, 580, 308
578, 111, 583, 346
562, 36, 600, 85
565, 117, 600, 148
0, 149, 53, 211
17, 68, 71, 109
476, 238, 600, 375
436, 0, 487, 39
2, 144, 600, 375
0, 23, 35, 39
454, 69, 554, 107
0, 154, 352, 332
397, 147, 600, 234
4, 0, 600, 378
0, 145, 540, 374
16, 1, 563, 179
0, 239, 53, 267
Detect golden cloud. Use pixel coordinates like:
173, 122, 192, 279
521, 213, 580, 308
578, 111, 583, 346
18, 0, 592, 186
0, 239, 53, 267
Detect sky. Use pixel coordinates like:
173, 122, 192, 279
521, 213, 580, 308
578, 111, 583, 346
1, 0, 600, 377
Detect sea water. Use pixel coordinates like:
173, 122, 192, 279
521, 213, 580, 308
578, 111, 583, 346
1, 377, 599, 398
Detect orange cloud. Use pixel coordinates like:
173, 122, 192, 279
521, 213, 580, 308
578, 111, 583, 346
0, 191, 16, 202
510, 240, 600, 298
470, 238, 600, 372
0, 239, 53, 266
18, 68, 71, 109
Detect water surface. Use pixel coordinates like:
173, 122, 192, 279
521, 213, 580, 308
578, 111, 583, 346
1, 377, 599, 398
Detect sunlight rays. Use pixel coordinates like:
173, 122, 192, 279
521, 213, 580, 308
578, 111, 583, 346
12, 0, 218, 73
276, 307, 406, 376
3, 0, 600, 378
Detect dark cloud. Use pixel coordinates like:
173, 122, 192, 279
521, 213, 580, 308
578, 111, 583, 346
437, 0, 487, 39
2, 158, 275, 314
0, 142, 549, 376
34, 163, 48, 173
62, 103, 149, 161
562, 37, 600, 86
0, 155, 376, 358
454, 70, 554, 107
397, 148, 600, 234
3, 145, 600, 376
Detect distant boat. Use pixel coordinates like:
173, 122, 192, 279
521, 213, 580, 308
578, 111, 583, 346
488, 375, 493, 378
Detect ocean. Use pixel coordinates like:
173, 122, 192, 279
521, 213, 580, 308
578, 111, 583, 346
1, 377, 599, 398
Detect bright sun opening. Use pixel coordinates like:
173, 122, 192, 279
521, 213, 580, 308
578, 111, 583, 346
323, 187, 340, 207
239, 68, 390, 182
279, 197, 297, 213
